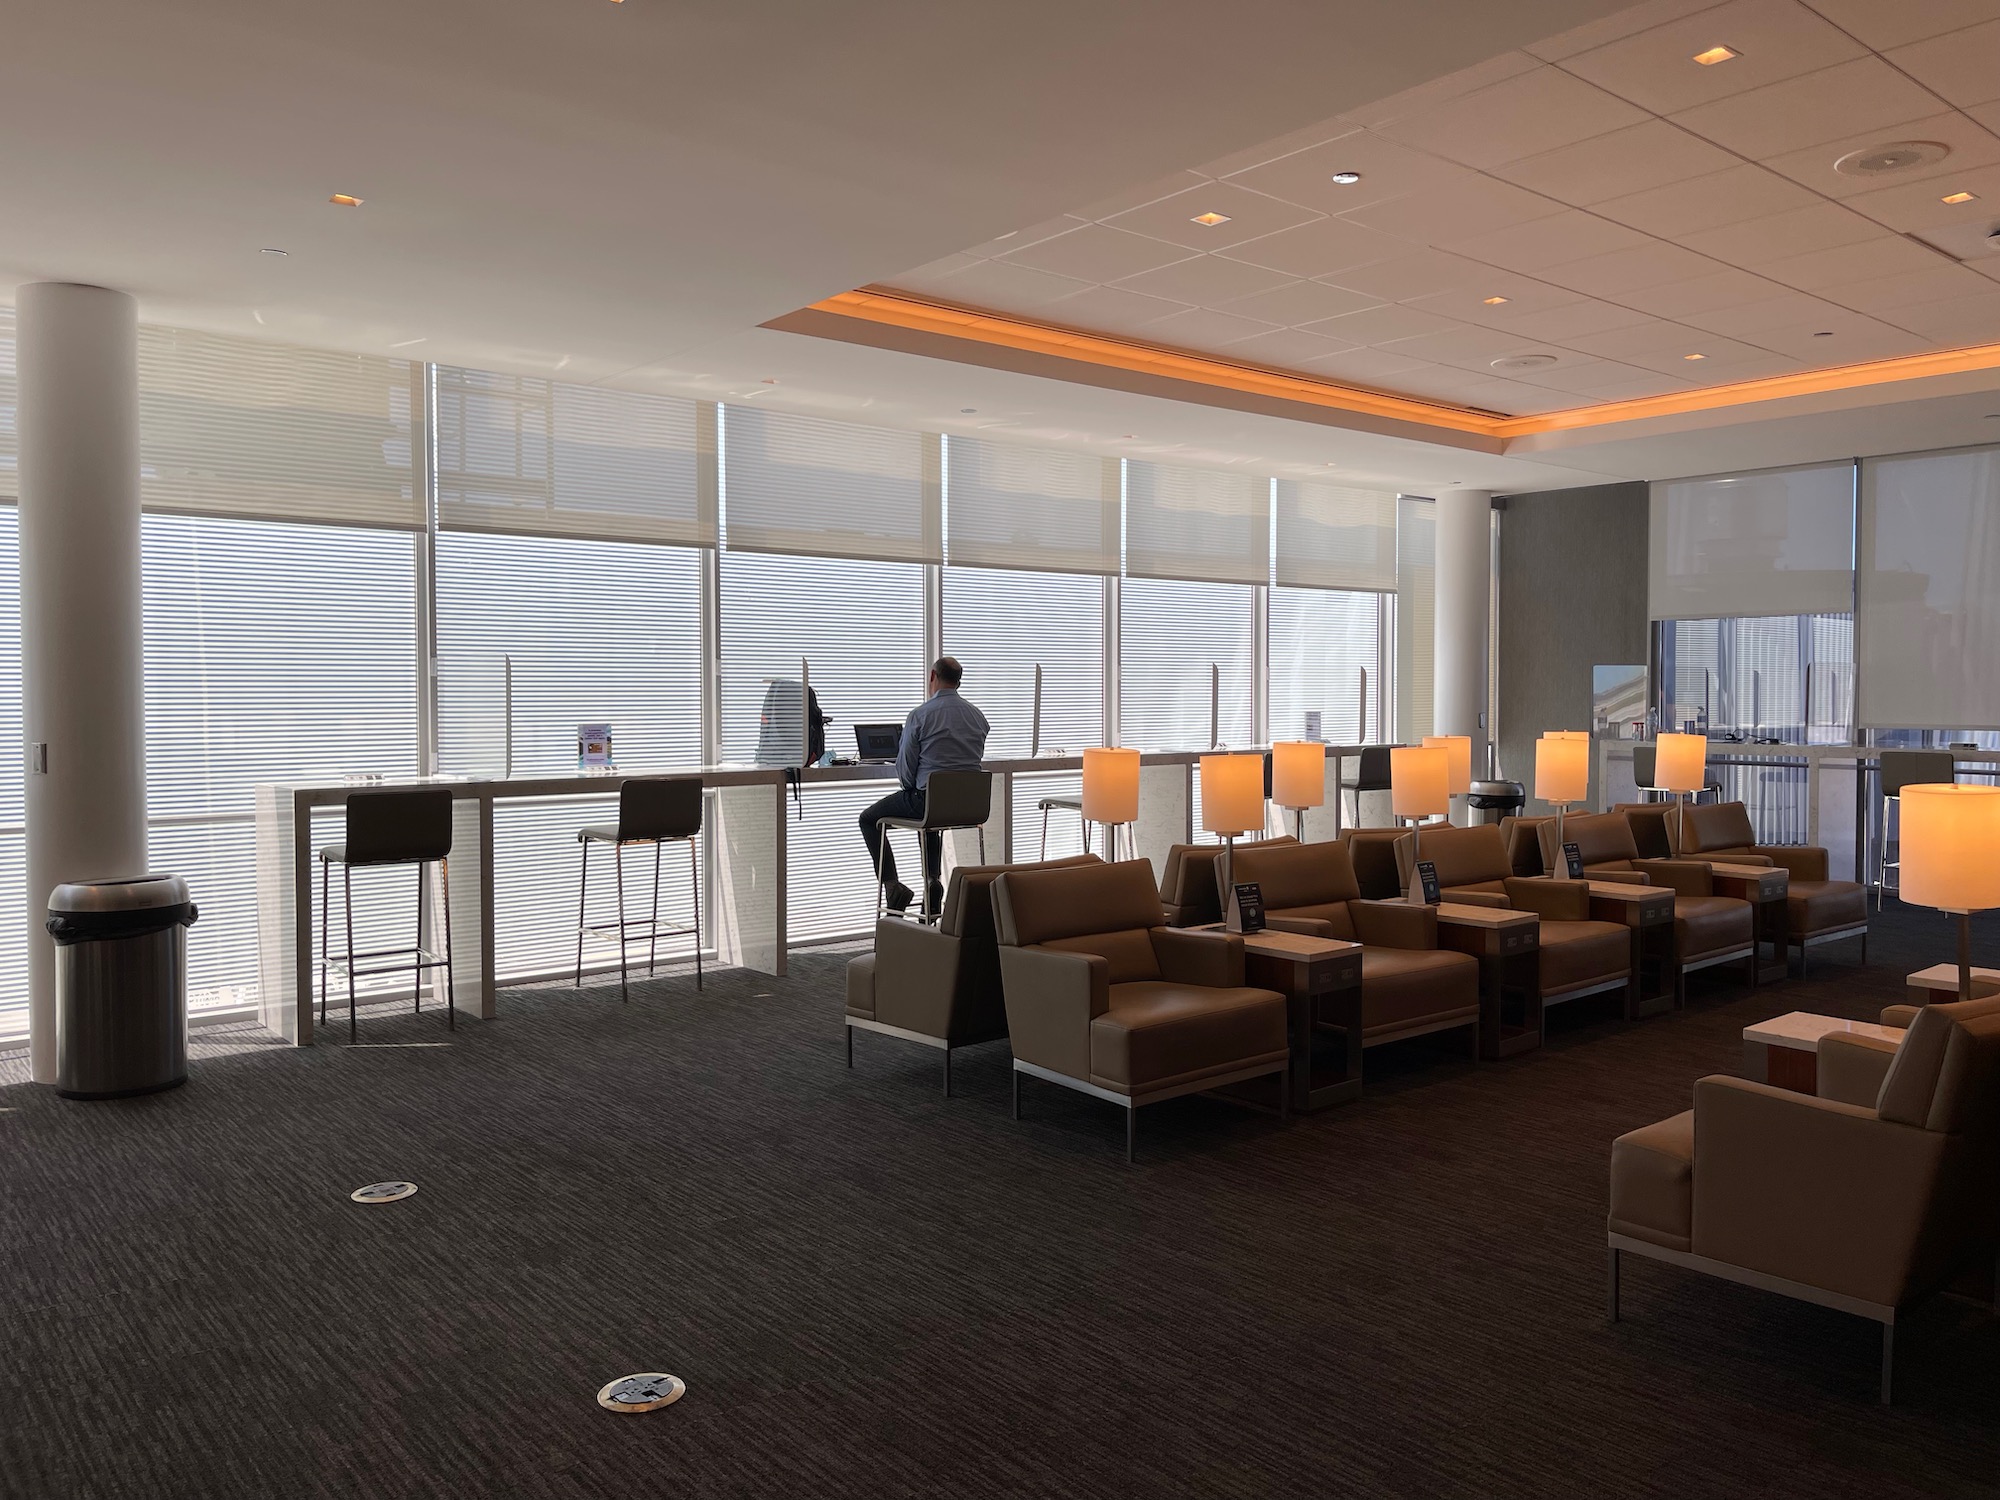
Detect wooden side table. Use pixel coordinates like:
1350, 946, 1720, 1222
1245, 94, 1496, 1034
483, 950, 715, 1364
1434, 902, 1540, 1058
1743, 1011, 1902, 1094
1579, 880, 1676, 1018
1905, 963, 2000, 1006
1235, 929, 1366, 1112
1708, 862, 1790, 985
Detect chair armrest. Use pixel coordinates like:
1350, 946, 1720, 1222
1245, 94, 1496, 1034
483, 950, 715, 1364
1632, 859, 1714, 897
870, 918, 963, 1036
996, 945, 1109, 1083
1817, 1032, 1900, 1109
1691, 1076, 1950, 1305
1350, 899, 1437, 949
1504, 877, 1589, 922
1439, 888, 1511, 909
1582, 864, 1651, 885
1152, 927, 1245, 988
1880, 1004, 1919, 1030
1265, 915, 1337, 938
1753, 845, 1829, 881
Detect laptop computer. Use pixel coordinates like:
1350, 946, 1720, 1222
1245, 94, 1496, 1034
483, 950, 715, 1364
853, 724, 902, 764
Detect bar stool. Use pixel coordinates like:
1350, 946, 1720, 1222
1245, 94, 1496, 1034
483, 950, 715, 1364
1036, 794, 1090, 859
1632, 746, 1669, 803
1338, 745, 1392, 828
318, 787, 455, 1043
576, 776, 704, 1000
1876, 749, 1956, 909
875, 771, 993, 925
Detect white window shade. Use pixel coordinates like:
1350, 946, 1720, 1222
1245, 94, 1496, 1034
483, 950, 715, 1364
945, 436, 1118, 574
722, 405, 940, 563
1274, 481, 1397, 591
1857, 446, 2000, 729
1649, 462, 1854, 620
1125, 461, 1271, 585
137, 326, 421, 528
435, 368, 716, 546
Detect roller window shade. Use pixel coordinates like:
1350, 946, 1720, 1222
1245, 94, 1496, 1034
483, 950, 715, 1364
435, 368, 715, 546
721, 405, 940, 563
1857, 446, 2000, 729
0, 308, 15, 502
1397, 495, 1435, 743
1649, 462, 1855, 620
1125, 461, 1271, 585
1274, 482, 1397, 591
944, 436, 1119, 575
136, 326, 421, 528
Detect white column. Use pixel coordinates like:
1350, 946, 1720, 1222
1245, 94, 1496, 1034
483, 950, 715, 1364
18, 283, 147, 1083
1433, 488, 1491, 776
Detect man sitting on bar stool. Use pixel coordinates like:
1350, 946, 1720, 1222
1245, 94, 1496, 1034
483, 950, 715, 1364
860, 655, 990, 915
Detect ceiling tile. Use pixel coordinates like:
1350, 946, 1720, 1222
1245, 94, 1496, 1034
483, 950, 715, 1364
1428, 375, 1579, 414
1668, 56, 1948, 159
1378, 324, 1573, 372
1319, 249, 1494, 302
1528, 0, 1740, 63
1001, 223, 1193, 283
1676, 352, 1809, 380
1141, 308, 1282, 352
1618, 333, 1780, 372
1759, 110, 2000, 200
886, 251, 985, 291
1069, 171, 1214, 222
1479, 385, 1592, 414
1439, 209, 1654, 273
1193, 121, 1358, 181
1221, 217, 1412, 278
1814, 262, 1998, 312
1739, 309, 1934, 357
1111, 253, 1296, 305
1042, 285, 1193, 336
1550, 369, 1706, 400
1517, 358, 1686, 394
1218, 328, 1361, 370
1592, 163, 1822, 236
1880, 288, 2000, 340
1100, 182, 1323, 252
1677, 290, 1855, 332
1218, 279, 1382, 326
1297, 303, 1465, 346
1222, 131, 1475, 216
1560, 0, 1868, 115
1469, 297, 1660, 341
1405, 277, 1604, 325
1552, 241, 1728, 297
1841, 160, 2000, 233
1757, 234, 1954, 288
964, 216, 1091, 259
1565, 318, 1721, 358
1376, 65, 1650, 170
1619, 266, 1796, 315
1887, 18, 2000, 108
1296, 346, 1441, 382
1338, 50, 1543, 130
1342, 176, 1568, 243
1801, 0, 2000, 50
902, 257, 1093, 312
1676, 202, 1894, 265
1488, 119, 1738, 205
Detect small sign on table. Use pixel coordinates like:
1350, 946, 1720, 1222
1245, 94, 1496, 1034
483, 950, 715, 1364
1563, 841, 1585, 880
578, 722, 614, 771
1227, 881, 1266, 934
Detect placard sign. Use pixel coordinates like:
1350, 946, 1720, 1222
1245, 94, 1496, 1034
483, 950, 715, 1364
578, 722, 614, 771
1416, 860, 1441, 906
1227, 881, 1266, 934
1563, 841, 1585, 880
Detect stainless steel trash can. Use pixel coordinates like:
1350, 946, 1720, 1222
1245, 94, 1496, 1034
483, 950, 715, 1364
1468, 780, 1526, 826
47, 874, 198, 1100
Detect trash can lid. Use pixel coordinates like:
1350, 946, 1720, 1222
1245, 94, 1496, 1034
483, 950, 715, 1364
49, 873, 191, 914
1471, 780, 1525, 797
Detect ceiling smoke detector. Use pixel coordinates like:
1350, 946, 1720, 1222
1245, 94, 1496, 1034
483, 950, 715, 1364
1490, 353, 1557, 371
1833, 140, 1950, 178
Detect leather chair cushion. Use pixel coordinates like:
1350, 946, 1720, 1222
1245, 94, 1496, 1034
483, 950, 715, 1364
1786, 879, 1867, 937
846, 953, 876, 1018
1040, 928, 1160, 985
997, 859, 1163, 947
1091, 981, 1288, 1093
1538, 919, 1630, 997
1680, 801, 1758, 856
1344, 830, 1406, 901
1395, 824, 1510, 891
1500, 816, 1552, 876
1609, 1109, 1694, 1251
1673, 895, 1752, 961
1359, 946, 1478, 1038
1545, 812, 1642, 872
1232, 840, 1362, 910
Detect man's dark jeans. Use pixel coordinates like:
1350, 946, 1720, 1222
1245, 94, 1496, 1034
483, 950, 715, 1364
860, 784, 940, 900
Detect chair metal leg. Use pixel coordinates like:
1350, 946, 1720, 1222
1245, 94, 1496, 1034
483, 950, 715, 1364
875, 826, 890, 921
1011, 1066, 1020, 1119
318, 855, 330, 1027
1126, 1106, 1136, 1164
649, 838, 662, 977
614, 842, 628, 1002
689, 836, 703, 992
575, 839, 589, 986
845, 1023, 853, 1068
344, 864, 357, 1043
942, 1049, 951, 1100
977, 827, 985, 864
440, 857, 455, 1031
412, 862, 425, 1014
1607, 1246, 1620, 1322
1881, 1321, 1895, 1406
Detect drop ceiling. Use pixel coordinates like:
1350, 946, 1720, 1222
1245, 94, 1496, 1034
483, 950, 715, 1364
878, 0, 2000, 419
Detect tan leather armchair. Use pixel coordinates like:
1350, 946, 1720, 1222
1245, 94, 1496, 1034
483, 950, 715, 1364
992, 859, 1290, 1161
1159, 835, 1294, 927
1499, 815, 1553, 875
1230, 839, 1480, 1052
1343, 828, 1406, 900
1672, 801, 1868, 974
1608, 997, 2000, 1402
1393, 823, 1634, 1016
846, 854, 1099, 1094
1542, 813, 1754, 1003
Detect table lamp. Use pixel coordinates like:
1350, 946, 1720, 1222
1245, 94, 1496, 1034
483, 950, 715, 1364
1392, 744, 1450, 900
1422, 735, 1472, 824
1535, 731, 1590, 860
1270, 741, 1325, 842
1200, 753, 1266, 906
1082, 747, 1140, 862
1899, 783, 2000, 1002
1654, 731, 1708, 853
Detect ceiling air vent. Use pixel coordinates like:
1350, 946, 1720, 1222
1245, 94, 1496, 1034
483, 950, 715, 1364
1490, 354, 1558, 371
1833, 140, 1950, 178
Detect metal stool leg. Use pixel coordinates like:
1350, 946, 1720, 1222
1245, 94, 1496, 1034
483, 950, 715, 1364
575, 839, 590, 985
319, 854, 330, 1027
344, 864, 358, 1043
649, 838, 662, 977
412, 862, 425, 1014
614, 842, 629, 1002
689, 836, 703, 992
875, 823, 890, 920
1039, 805, 1050, 860
440, 856, 455, 1031
977, 827, 986, 864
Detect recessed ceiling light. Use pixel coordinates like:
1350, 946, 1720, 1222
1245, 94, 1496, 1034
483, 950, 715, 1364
329, 194, 363, 207
1490, 354, 1557, 371
1482, 295, 1510, 305
1190, 211, 1231, 226
1691, 45, 1739, 65
260, 247, 288, 257
1329, 171, 1363, 185
1943, 190, 1979, 204
1683, 352, 1706, 360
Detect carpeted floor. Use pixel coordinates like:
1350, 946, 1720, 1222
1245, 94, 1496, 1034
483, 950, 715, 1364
2, 903, 1998, 1500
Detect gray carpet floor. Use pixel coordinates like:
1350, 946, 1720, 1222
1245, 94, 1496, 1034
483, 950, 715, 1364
3, 903, 1999, 1500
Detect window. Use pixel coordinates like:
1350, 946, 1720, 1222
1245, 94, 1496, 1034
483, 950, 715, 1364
1653, 613, 1853, 744
1120, 577, 1254, 843
1270, 587, 1389, 744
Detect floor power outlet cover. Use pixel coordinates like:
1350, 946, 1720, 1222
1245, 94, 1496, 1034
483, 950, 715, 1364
349, 1181, 418, 1204
597, 1374, 686, 1413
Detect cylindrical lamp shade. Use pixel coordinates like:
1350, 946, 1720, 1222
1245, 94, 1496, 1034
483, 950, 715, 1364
1391, 745, 1450, 820
1535, 733, 1590, 804
1200, 753, 1265, 836
1081, 747, 1141, 826
1271, 742, 1326, 810
1421, 735, 1472, 796
1900, 784, 2000, 912
1654, 732, 1707, 794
